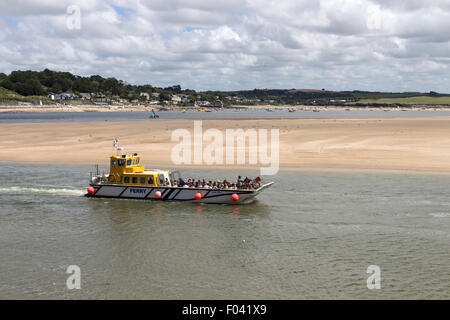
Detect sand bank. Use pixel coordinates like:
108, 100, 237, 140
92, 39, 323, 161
1, 118, 450, 172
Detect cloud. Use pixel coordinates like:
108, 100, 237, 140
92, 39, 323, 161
0, 0, 448, 92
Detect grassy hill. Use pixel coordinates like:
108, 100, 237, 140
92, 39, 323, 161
0, 86, 22, 98
0, 86, 52, 105
350, 96, 450, 105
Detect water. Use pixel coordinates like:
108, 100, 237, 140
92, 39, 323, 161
1, 108, 450, 123
0, 162, 449, 299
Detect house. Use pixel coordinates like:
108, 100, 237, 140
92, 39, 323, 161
195, 100, 210, 107
48, 93, 79, 101
92, 97, 111, 105
176, 94, 190, 103
151, 92, 160, 98
213, 100, 223, 108
171, 95, 182, 103
80, 93, 91, 100
140, 92, 150, 100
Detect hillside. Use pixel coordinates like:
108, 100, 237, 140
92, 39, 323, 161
1, 69, 449, 106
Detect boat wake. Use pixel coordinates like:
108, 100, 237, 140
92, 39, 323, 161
0, 186, 84, 196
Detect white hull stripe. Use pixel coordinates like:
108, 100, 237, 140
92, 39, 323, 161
87, 182, 273, 204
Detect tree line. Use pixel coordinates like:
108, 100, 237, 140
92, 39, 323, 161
0, 69, 185, 98
0, 69, 446, 104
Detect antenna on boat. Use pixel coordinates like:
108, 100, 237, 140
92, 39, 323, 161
113, 138, 124, 155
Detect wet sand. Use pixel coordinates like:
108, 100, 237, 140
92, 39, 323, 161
1, 118, 450, 172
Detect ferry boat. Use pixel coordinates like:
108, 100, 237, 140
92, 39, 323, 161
85, 141, 274, 204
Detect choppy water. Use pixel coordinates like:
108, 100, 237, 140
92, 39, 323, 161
1, 108, 450, 123
0, 162, 449, 299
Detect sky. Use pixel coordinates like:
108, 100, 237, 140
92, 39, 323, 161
0, 0, 449, 92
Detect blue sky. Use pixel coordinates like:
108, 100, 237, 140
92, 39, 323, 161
110, 5, 135, 18
0, 0, 449, 92
4, 17, 19, 26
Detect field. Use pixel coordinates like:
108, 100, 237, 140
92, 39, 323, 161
353, 96, 450, 105
0, 87, 54, 105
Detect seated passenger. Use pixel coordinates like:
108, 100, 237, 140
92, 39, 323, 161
236, 175, 243, 188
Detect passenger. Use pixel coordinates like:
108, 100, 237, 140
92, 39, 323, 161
237, 175, 243, 188
254, 176, 261, 188
165, 178, 170, 186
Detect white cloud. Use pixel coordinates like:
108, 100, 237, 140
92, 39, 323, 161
0, 0, 448, 92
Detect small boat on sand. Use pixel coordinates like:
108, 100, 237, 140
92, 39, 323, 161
85, 141, 273, 204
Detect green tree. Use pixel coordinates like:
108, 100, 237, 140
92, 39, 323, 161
16, 79, 44, 96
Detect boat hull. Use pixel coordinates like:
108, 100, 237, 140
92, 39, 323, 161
85, 182, 273, 204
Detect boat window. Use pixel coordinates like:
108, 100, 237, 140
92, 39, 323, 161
158, 174, 165, 185
124, 176, 130, 183
111, 159, 116, 166
127, 159, 132, 166
148, 176, 154, 185
140, 177, 146, 184
132, 177, 138, 184
136, 157, 140, 164
118, 159, 125, 166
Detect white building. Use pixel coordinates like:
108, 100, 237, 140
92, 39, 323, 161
171, 95, 182, 103
140, 92, 150, 100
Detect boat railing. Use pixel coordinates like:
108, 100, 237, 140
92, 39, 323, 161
90, 164, 109, 185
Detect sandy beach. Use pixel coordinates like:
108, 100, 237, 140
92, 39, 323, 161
1, 117, 450, 172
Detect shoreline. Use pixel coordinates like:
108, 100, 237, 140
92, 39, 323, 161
2, 118, 450, 173
1, 104, 450, 113
2, 159, 450, 176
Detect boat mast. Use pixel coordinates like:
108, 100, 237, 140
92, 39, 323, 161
113, 138, 124, 155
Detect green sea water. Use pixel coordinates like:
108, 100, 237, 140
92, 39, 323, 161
0, 162, 449, 299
